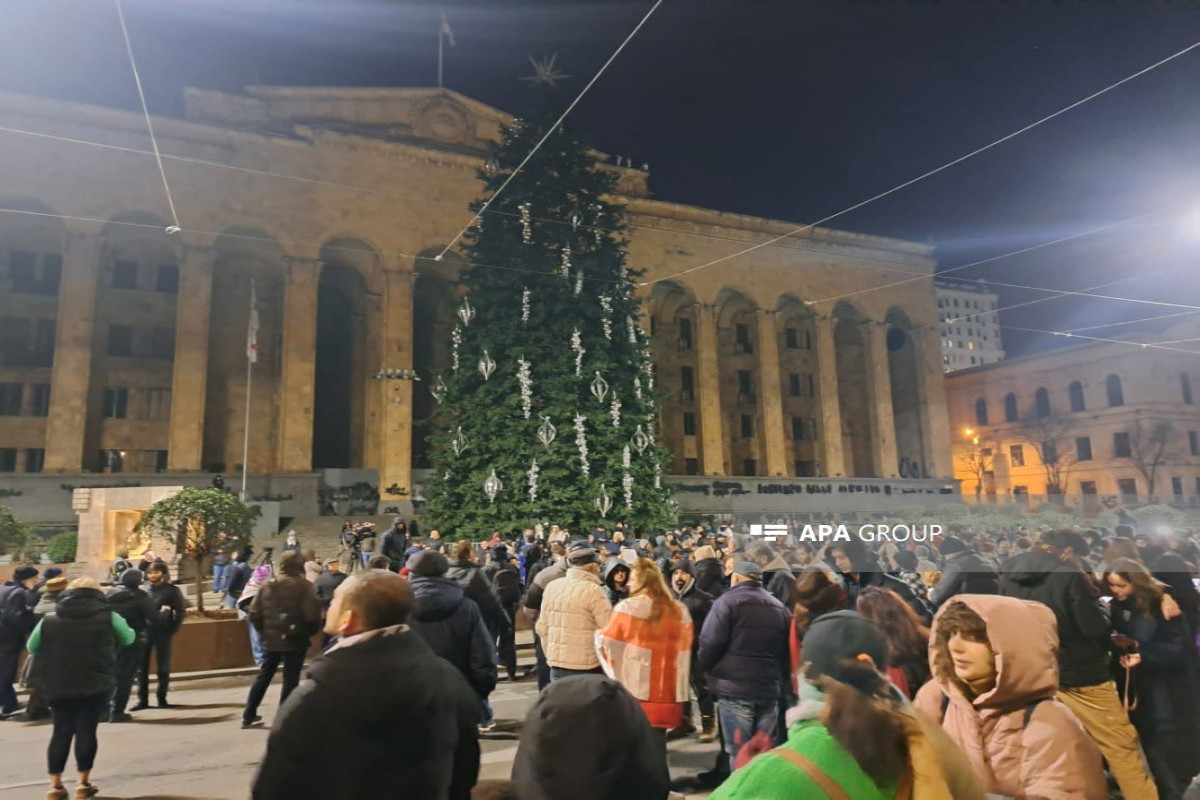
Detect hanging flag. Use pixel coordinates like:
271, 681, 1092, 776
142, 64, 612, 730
440, 12, 456, 47
246, 281, 259, 364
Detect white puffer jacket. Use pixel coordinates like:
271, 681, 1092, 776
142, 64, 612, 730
535, 567, 613, 670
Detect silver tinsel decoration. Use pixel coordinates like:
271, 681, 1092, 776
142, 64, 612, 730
517, 358, 533, 419
590, 371, 609, 403
560, 245, 572, 279
521, 287, 530, 324
457, 296, 475, 327
610, 395, 622, 427
527, 459, 540, 502
574, 413, 589, 476
653, 462, 662, 490
599, 295, 613, 340
627, 316, 638, 344
633, 376, 643, 401
537, 415, 557, 447
592, 203, 603, 244
478, 349, 496, 381
571, 328, 585, 376
483, 469, 503, 504
595, 484, 613, 518
520, 202, 532, 243
574, 269, 583, 296
570, 210, 581, 231
451, 325, 462, 372
622, 446, 633, 509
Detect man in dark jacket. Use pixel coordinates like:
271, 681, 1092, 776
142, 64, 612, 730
828, 538, 932, 623
408, 551, 497, 732
134, 561, 186, 710
522, 542, 568, 690
313, 558, 348, 612
0, 565, 39, 716
253, 570, 480, 800
928, 535, 1000, 606
669, 559, 716, 742
1000, 529, 1158, 800
445, 541, 508, 640
747, 542, 796, 607
242, 551, 321, 728
105, 569, 168, 721
483, 545, 522, 682
224, 549, 253, 610
697, 561, 791, 763
691, 545, 726, 598
378, 518, 410, 572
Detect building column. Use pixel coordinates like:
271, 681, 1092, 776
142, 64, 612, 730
277, 258, 321, 472
694, 304, 725, 476
867, 321, 899, 478
166, 246, 215, 471
913, 326, 953, 478
379, 269, 416, 509
755, 310, 788, 476
44, 230, 104, 472
813, 315, 845, 478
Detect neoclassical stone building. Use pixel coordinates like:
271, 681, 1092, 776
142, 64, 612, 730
0, 85, 953, 510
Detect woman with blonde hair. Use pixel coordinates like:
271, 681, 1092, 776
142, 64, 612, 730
597, 558, 693, 732
28, 577, 135, 799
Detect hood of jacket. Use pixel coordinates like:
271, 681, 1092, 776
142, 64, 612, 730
54, 588, 109, 620
410, 576, 465, 623
929, 594, 1059, 710
669, 559, 696, 597
760, 552, 793, 574
602, 558, 630, 590
998, 548, 1065, 587
692, 545, 718, 562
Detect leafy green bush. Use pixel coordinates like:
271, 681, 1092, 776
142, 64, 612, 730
0, 506, 36, 560
46, 531, 78, 563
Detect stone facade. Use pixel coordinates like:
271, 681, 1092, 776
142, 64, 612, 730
936, 278, 1004, 372
946, 326, 1200, 504
0, 85, 953, 507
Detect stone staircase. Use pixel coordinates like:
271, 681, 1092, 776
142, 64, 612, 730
251, 515, 399, 561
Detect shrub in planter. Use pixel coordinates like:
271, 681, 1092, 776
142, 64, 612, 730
46, 531, 78, 563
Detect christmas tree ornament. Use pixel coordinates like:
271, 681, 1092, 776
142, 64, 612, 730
519, 202, 533, 244
450, 427, 469, 456
570, 209, 581, 231
451, 325, 462, 372
517, 359, 533, 419
631, 424, 650, 455
483, 469, 504, 504
560, 245, 572, 279
574, 413, 589, 476
537, 415, 557, 447
521, 287, 531, 324
653, 462, 662, 490
478, 349, 496, 381
599, 295, 613, 340
484, 157, 499, 175
430, 373, 448, 405
627, 316, 638, 344
457, 296, 475, 327
595, 484, 613, 518
527, 459, 540, 502
571, 329, 585, 376
574, 269, 583, 296
610, 395, 622, 427
633, 375, 642, 401
590, 371, 609, 403
622, 447, 633, 509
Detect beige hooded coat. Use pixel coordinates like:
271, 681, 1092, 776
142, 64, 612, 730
915, 594, 1107, 800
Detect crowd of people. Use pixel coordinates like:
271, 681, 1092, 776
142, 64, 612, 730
2, 515, 1198, 799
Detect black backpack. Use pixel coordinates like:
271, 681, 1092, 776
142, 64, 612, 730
491, 565, 522, 605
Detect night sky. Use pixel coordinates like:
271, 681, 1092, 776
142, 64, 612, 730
4, 0, 1200, 356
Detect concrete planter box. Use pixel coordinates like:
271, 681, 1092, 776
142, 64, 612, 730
171, 617, 323, 672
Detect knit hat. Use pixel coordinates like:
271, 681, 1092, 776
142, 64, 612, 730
42, 567, 64, 580
408, 550, 449, 577
491, 544, 509, 560
120, 569, 144, 588
939, 536, 967, 556
44, 575, 69, 593
12, 566, 38, 582
802, 611, 889, 681
692, 545, 717, 562
732, 561, 761, 579
567, 541, 598, 566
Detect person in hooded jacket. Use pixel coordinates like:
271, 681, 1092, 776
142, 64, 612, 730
511, 675, 669, 800
1000, 529, 1160, 800
828, 538, 932, 623
0, 565, 39, 717
28, 578, 135, 800
522, 542, 569, 690
668, 558, 716, 742
378, 518, 410, 572
927, 536, 999, 607
747, 542, 797, 608
602, 558, 631, 607
916, 595, 1107, 800
691, 544, 727, 598
253, 570, 480, 800
483, 545, 522, 682
445, 541, 509, 641
407, 550, 498, 732
105, 569, 168, 722
133, 561, 185, 711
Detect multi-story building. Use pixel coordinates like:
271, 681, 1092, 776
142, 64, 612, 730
946, 325, 1200, 505
936, 279, 1004, 372
0, 85, 954, 519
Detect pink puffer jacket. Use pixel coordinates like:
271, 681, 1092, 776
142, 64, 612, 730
914, 595, 1107, 800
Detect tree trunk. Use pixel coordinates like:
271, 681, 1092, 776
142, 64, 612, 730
194, 561, 205, 614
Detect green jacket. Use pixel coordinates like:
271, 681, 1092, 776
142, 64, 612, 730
709, 718, 902, 800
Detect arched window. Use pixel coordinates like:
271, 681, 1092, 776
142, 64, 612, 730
1035, 387, 1051, 418
1106, 374, 1124, 407
974, 398, 989, 426
1183, 373, 1193, 406
1004, 393, 1018, 423
1068, 381, 1085, 413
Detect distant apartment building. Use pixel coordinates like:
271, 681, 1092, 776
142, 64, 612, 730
936, 279, 1004, 372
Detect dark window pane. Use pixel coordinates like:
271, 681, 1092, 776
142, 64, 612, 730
24, 448, 44, 473
108, 325, 133, 357
0, 383, 22, 415
112, 260, 138, 289
0, 448, 16, 472
30, 384, 50, 416
156, 264, 180, 293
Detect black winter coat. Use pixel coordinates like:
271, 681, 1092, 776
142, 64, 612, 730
843, 566, 933, 623
379, 528, 409, 571
410, 577, 497, 698
30, 588, 126, 700
1000, 548, 1113, 687
445, 560, 508, 634
249, 575, 321, 653
106, 585, 167, 637
146, 580, 186, 636
0, 580, 35, 653
929, 549, 1000, 606
694, 557, 727, 598
253, 628, 480, 800
313, 571, 348, 611
697, 580, 791, 699
225, 562, 252, 600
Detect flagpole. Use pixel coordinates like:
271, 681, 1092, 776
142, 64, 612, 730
241, 279, 255, 501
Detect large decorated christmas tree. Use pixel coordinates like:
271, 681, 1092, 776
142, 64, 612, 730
422, 110, 675, 536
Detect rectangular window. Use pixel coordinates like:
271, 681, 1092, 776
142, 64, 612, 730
100, 449, 124, 473
740, 414, 754, 438
24, 448, 44, 473
1190, 431, 1199, 457
1009, 444, 1024, 467
682, 412, 696, 437
141, 450, 169, 473
734, 323, 753, 354
146, 388, 172, 421
684, 457, 699, 476
677, 318, 692, 350
148, 327, 176, 360
1080, 481, 1097, 495
1113, 432, 1132, 458
1012, 485, 1028, 502
742, 458, 757, 476
1172, 476, 1184, 496
794, 460, 818, 477
792, 416, 803, 440
1075, 437, 1092, 461
9, 250, 36, 285
155, 264, 180, 293
0, 448, 16, 472
111, 260, 138, 289
788, 373, 801, 397
29, 383, 50, 416
107, 325, 134, 357
680, 366, 694, 392
1043, 441, 1058, 465
1117, 478, 1138, 497
33, 319, 55, 366
102, 387, 129, 419
785, 327, 798, 349
0, 383, 22, 415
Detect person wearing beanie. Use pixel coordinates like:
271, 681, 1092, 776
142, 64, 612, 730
536, 542, 612, 682
106, 569, 169, 722
407, 550, 498, 733
34, 575, 70, 618
482, 545, 523, 683
133, 561, 185, 711
0, 565, 39, 716
709, 610, 985, 800
242, 551, 320, 728
928, 537, 999, 608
